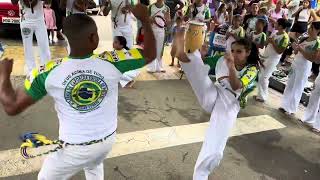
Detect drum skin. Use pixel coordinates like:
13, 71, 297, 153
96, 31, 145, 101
185, 21, 205, 53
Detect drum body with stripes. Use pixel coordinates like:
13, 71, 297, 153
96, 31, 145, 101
185, 21, 205, 53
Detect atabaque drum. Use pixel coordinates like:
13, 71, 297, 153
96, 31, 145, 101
185, 21, 205, 53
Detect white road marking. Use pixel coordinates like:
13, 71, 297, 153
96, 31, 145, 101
0, 115, 285, 177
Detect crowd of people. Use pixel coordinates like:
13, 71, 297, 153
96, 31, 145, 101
0, 0, 320, 180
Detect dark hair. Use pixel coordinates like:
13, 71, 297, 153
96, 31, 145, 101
256, 18, 266, 26
176, 16, 182, 22
115, 36, 129, 50
217, 3, 226, 17
233, 14, 243, 22
191, 3, 199, 18
63, 14, 96, 42
140, 0, 150, 6
311, 21, 320, 30
277, 18, 291, 29
231, 39, 263, 68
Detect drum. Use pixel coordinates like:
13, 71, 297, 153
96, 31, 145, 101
185, 21, 206, 53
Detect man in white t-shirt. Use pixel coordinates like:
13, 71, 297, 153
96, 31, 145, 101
0, 4, 156, 179
11, 0, 51, 75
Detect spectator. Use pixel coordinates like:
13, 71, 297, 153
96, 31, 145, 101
185, 0, 211, 22
286, 0, 300, 28
291, 0, 317, 40
267, 0, 287, 35
233, 0, 247, 17
165, 0, 184, 44
51, 0, 66, 40
243, 3, 259, 37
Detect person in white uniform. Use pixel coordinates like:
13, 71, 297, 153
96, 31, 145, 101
11, 0, 51, 75
103, 0, 141, 87
280, 21, 320, 115
147, 0, 170, 73
185, 0, 211, 22
103, 0, 135, 48
255, 18, 290, 102
0, 4, 156, 179
177, 36, 260, 180
301, 71, 320, 135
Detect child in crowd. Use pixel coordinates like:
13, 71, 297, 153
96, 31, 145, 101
170, 17, 185, 67
258, 7, 269, 25
225, 15, 245, 52
250, 18, 267, 49
44, 0, 57, 44
214, 3, 228, 26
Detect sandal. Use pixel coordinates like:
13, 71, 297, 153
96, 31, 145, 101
278, 108, 294, 115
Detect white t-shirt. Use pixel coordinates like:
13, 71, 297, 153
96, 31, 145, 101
297, 9, 311, 22
149, 3, 170, 29
294, 38, 320, 67
215, 57, 243, 98
24, 49, 146, 143
19, 0, 44, 22
263, 32, 289, 59
111, 0, 133, 28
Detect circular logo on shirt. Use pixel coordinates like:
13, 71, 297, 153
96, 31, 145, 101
64, 74, 108, 113
22, 28, 31, 36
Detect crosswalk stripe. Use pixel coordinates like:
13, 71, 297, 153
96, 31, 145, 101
0, 115, 285, 178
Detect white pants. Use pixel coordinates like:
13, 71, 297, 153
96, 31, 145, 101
112, 25, 134, 48
38, 133, 116, 180
113, 25, 141, 87
281, 60, 312, 114
20, 21, 51, 74
181, 51, 240, 180
257, 55, 281, 101
147, 27, 165, 72
303, 75, 320, 130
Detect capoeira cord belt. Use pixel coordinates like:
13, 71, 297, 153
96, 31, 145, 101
20, 131, 116, 159
112, 2, 124, 29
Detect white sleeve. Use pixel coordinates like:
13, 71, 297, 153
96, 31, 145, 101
215, 57, 229, 79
